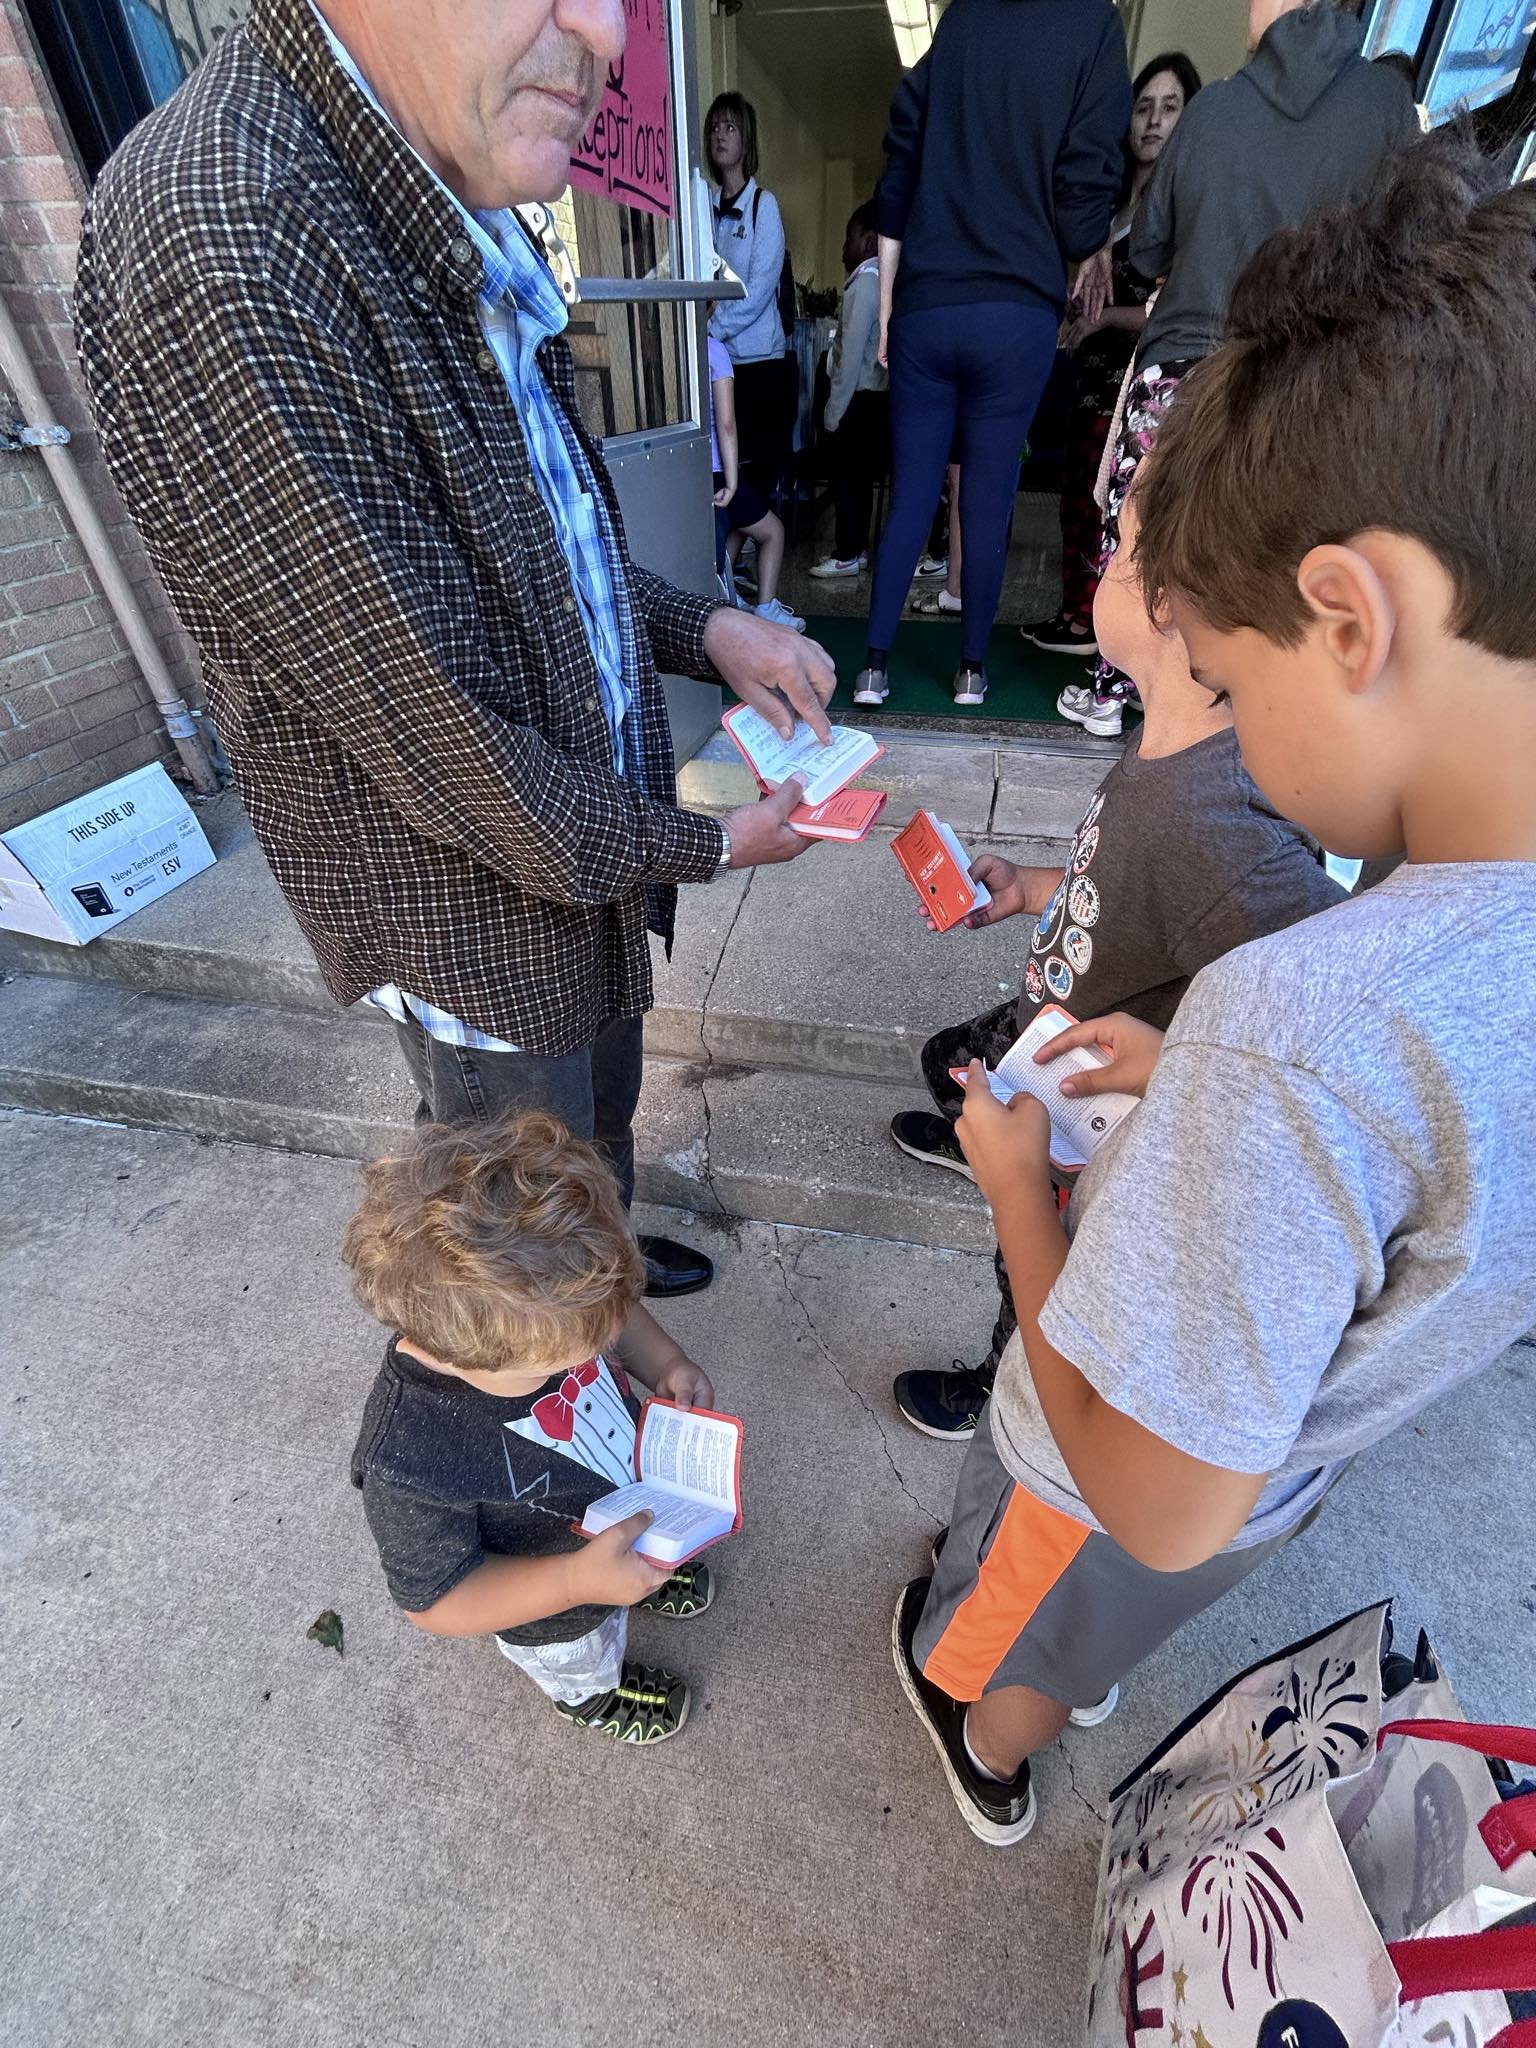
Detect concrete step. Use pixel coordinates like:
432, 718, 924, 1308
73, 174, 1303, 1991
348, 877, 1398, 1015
0, 743, 1106, 1086
0, 974, 993, 1252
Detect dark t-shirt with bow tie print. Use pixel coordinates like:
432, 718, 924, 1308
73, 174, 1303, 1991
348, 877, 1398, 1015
351, 1336, 644, 1646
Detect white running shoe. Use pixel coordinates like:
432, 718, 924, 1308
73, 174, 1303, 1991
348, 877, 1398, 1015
1082, 693, 1123, 737
755, 598, 806, 633
952, 666, 988, 707
1056, 683, 1096, 721
1057, 684, 1123, 736
1069, 1685, 1120, 1728
808, 554, 867, 579
853, 667, 889, 705
915, 553, 949, 578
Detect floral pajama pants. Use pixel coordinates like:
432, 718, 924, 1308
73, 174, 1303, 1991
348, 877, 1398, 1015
1092, 358, 1199, 702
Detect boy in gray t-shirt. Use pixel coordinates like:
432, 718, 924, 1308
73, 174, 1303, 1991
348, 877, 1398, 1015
893, 137, 1536, 1848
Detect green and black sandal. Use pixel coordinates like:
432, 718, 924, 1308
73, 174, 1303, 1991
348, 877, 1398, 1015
553, 1661, 690, 1745
637, 1560, 714, 1619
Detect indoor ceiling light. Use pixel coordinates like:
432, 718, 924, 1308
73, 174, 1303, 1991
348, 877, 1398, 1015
886, 0, 938, 68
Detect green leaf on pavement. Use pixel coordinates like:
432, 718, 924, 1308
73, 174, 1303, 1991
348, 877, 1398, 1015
307, 1609, 344, 1655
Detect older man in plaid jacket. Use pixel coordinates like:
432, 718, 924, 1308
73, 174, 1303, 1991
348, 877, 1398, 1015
75, 0, 837, 1296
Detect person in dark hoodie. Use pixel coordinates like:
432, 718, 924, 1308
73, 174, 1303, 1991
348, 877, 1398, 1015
853, 0, 1131, 712
1056, 0, 1416, 740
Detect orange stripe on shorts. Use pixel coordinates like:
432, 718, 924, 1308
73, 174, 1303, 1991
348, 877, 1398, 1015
922, 1484, 1092, 1702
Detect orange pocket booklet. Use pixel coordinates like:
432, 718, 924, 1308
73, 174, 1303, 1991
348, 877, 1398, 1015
789, 787, 888, 841
579, 1400, 744, 1566
891, 811, 991, 932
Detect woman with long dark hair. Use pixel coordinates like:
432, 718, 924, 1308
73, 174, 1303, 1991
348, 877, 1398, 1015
1056, 0, 1416, 737
1024, 51, 1201, 662
706, 92, 798, 541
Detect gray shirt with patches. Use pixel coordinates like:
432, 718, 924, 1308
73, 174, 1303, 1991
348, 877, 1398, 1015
993, 862, 1536, 1546
1017, 725, 1340, 1031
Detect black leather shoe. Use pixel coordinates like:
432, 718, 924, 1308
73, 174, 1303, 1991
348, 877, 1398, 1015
639, 1235, 714, 1298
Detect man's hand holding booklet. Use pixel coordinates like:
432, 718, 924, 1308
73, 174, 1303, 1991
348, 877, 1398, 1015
722, 703, 888, 840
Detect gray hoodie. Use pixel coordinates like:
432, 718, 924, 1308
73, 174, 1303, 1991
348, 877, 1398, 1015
1131, 4, 1415, 367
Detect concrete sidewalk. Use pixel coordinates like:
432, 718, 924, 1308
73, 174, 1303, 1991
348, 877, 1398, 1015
3, 1111, 1533, 2048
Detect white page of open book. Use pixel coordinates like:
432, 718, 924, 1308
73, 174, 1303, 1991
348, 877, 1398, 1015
638, 1405, 739, 1512
993, 1008, 1139, 1168
728, 706, 878, 807
581, 1481, 734, 1553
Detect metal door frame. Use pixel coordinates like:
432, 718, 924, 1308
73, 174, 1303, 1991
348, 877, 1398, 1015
574, 0, 740, 762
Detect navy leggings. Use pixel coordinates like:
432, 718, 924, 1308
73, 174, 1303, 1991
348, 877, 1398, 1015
867, 300, 1059, 667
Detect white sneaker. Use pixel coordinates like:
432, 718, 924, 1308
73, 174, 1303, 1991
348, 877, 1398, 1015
952, 666, 988, 707
1069, 1685, 1120, 1729
1057, 685, 1122, 735
1055, 683, 1096, 721
808, 554, 866, 579
853, 667, 889, 705
915, 553, 948, 578
756, 598, 806, 633
1082, 693, 1123, 737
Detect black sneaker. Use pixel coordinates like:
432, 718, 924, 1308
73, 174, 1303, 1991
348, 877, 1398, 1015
553, 1661, 690, 1744
637, 1561, 714, 1619
893, 1360, 994, 1440
890, 1110, 973, 1183
1022, 612, 1099, 657
892, 1577, 1036, 1846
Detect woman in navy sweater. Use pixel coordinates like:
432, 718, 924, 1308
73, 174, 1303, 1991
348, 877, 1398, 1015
855, 0, 1130, 709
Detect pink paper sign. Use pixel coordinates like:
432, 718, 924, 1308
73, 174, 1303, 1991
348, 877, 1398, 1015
570, 0, 674, 221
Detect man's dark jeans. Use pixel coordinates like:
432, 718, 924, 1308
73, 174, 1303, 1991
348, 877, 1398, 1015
393, 1014, 644, 1205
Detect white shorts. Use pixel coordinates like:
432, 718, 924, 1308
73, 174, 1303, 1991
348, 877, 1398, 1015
495, 1609, 628, 1707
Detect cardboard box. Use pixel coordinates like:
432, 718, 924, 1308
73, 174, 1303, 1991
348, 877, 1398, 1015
0, 763, 216, 946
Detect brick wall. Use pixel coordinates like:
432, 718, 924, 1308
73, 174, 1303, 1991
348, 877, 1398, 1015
0, 0, 205, 834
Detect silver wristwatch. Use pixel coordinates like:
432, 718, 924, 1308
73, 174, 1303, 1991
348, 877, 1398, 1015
715, 822, 733, 874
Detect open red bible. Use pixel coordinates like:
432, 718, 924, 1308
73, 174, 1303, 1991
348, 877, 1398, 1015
580, 1399, 745, 1566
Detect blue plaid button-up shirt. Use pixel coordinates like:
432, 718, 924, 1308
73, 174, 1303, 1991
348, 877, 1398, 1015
314, 10, 641, 1053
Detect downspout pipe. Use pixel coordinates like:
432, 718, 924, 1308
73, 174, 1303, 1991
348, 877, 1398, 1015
0, 287, 219, 797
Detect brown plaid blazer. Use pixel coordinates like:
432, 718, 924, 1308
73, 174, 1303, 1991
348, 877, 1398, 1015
73, 0, 726, 1056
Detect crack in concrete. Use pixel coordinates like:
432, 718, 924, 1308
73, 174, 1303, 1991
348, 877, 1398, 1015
1058, 1737, 1106, 1827
694, 867, 756, 1218
771, 1225, 942, 1529
984, 747, 1002, 840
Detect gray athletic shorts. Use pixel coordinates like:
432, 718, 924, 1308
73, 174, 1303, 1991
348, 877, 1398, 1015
912, 1406, 1297, 1706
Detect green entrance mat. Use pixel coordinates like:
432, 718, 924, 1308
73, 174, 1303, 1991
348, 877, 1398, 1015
802, 613, 1090, 726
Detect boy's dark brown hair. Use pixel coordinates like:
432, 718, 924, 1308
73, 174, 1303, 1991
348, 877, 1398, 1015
1135, 132, 1536, 660
342, 1113, 645, 1375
